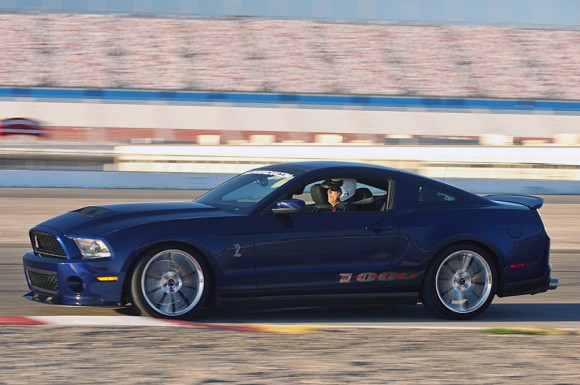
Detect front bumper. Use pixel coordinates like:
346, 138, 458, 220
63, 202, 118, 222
22, 250, 125, 306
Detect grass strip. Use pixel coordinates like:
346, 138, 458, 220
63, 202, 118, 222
481, 328, 576, 336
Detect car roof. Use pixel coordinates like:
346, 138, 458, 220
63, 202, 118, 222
258, 160, 400, 174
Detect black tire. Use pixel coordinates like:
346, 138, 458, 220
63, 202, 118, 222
130, 245, 210, 319
421, 243, 497, 320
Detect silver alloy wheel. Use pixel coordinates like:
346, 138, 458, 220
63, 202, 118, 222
140, 249, 205, 317
435, 250, 492, 314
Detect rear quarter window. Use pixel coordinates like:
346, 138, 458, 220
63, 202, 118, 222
416, 185, 459, 205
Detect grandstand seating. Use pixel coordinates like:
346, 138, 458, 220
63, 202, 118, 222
0, 14, 579, 100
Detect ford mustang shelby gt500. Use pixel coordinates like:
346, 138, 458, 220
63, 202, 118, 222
22, 161, 557, 320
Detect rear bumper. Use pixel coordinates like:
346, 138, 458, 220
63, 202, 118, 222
499, 267, 557, 298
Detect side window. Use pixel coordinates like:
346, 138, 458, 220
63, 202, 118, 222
298, 179, 389, 212
417, 185, 458, 204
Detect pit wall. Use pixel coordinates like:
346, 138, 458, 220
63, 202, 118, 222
1, 88, 580, 144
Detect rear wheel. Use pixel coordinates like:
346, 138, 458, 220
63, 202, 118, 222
130, 246, 209, 318
422, 244, 496, 320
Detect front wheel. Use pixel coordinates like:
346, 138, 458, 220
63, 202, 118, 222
130, 246, 209, 318
421, 244, 496, 320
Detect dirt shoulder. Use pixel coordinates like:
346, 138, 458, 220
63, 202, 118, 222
0, 326, 577, 384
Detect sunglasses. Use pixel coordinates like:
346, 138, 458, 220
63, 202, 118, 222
328, 188, 341, 192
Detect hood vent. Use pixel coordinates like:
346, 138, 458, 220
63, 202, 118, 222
73, 206, 111, 217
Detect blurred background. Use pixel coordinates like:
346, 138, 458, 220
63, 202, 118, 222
0, 0, 579, 193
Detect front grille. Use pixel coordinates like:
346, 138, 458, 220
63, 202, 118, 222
26, 267, 59, 294
31, 231, 66, 259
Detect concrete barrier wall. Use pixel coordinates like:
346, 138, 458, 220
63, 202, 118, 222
2, 99, 580, 140
2, 170, 580, 195
0, 170, 234, 190
110, 144, 580, 182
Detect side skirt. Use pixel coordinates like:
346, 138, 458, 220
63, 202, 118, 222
217, 292, 419, 309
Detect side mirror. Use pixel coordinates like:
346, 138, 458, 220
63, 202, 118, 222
272, 199, 306, 214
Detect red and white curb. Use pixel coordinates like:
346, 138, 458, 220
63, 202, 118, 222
0, 316, 323, 333
2, 316, 575, 334
0, 316, 486, 332
1, 316, 188, 327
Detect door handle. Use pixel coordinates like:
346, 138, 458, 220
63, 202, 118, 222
365, 224, 393, 233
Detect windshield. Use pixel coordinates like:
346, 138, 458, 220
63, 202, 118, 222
195, 169, 295, 213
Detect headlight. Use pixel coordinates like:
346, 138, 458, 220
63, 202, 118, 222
72, 238, 111, 259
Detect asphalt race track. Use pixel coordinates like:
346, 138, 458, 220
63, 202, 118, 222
1, 189, 580, 384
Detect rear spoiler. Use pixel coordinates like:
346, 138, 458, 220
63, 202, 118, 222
485, 195, 544, 210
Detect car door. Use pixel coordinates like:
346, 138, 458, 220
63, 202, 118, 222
253, 209, 399, 296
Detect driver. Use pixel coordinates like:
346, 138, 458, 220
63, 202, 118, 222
321, 178, 357, 212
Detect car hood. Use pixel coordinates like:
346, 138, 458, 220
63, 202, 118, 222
37, 201, 227, 236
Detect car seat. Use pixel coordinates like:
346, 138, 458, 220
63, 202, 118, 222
307, 184, 331, 212
352, 187, 374, 210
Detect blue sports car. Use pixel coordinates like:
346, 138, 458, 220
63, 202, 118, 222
22, 161, 557, 320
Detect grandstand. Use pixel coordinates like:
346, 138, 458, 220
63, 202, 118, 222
0, 14, 579, 100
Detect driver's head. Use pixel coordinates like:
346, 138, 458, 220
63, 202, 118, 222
321, 178, 356, 202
